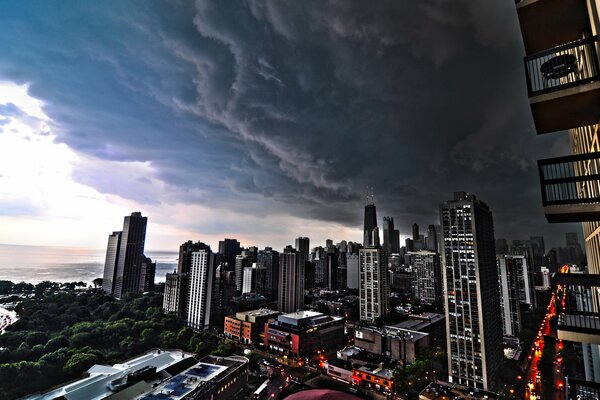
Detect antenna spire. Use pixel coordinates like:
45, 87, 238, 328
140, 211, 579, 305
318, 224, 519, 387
365, 187, 375, 206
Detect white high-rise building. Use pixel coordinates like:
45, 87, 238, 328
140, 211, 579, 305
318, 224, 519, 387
187, 249, 216, 330
497, 255, 522, 338
359, 247, 390, 323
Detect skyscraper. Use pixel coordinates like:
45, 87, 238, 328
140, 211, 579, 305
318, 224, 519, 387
383, 216, 395, 254
363, 194, 379, 247
187, 247, 216, 330
218, 238, 240, 271
440, 192, 502, 390
278, 246, 304, 313
139, 256, 155, 292
257, 247, 279, 300
426, 224, 438, 252
359, 200, 389, 323
102, 212, 148, 299
412, 223, 419, 241
101, 231, 121, 295
235, 249, 257, 292
295, 237, 310, 264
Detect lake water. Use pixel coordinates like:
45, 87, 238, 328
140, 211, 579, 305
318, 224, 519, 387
0, 244, 178, 285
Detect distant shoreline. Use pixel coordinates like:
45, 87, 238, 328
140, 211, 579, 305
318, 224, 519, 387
0, 305, 17, 333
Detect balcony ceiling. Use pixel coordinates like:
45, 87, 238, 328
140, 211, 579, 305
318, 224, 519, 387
518, 0, 590, 54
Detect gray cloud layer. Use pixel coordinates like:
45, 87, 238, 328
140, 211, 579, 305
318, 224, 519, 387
0, 1, 578, 248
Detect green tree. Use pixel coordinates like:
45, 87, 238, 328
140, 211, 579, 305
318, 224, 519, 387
63, 352, 98, 376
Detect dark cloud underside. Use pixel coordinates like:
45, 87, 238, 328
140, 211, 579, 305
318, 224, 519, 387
0, 0, 578, 247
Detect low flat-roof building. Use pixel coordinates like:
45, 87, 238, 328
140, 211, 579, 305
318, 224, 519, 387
25, 350, 248, 400
355, 325, 428, 364
419, 381, 499, 399
323, 358, 353, 383
393, 312, 445, 346
352, 364, 395, 393
224, 308, 280, 345
264, 311, 344, 360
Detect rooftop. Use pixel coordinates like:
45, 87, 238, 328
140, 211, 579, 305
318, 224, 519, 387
355, 364, 394, 380
26, 350, 192, 400
235, 308, 280, 321
419, 382, 499, 399
25, 351, 248, 400
282, 310, 323, 320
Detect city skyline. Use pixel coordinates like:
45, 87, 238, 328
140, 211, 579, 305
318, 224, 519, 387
0, 2, 582, 252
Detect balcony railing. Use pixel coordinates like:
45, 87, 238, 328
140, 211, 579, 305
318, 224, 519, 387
555, 274, 600, 342
558, 313, 600, 333
538, 152, 600, 207
525, 36, 600, 96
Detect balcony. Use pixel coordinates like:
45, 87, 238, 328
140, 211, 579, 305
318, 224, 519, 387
516, 0, 590, 54
524, 36, 600, 134
538, 152, 600, 222
564, 377, 600, 400
554, 273, 600, 345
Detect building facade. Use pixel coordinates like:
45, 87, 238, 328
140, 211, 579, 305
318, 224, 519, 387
409, 250, 441, 305
223, 308, 280, 345
278, 246, 304, 313
163, 272, 189, 318
101, 231, 121, 295
359, 246, 390, 323
440, 192, 503, 390
497, 255, 522, 338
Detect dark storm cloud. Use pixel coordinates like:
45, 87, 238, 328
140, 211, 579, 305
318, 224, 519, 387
0, 1, 578, 247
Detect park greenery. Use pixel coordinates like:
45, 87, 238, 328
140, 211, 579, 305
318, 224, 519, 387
0, 286, 232, 400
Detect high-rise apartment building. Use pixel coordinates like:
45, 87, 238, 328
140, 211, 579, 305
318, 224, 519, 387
278, 246, 304, 313
497, 255, 523, 338
187, 248, 216, 330
440, 192, 502, 390
409, 250, 441, 305
163, 241, 211, 317
514, 0, 600, 388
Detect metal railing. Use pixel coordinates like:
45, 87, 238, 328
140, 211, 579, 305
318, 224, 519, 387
565, 377, 600, 400
538, 152, 600, 206
525, 36, 600, 96
558, 313, 600, 332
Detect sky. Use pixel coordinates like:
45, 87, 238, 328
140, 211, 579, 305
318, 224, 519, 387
0, 1, 581, 252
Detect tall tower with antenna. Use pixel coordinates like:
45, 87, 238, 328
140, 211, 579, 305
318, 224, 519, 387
363, 188, 379, 247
